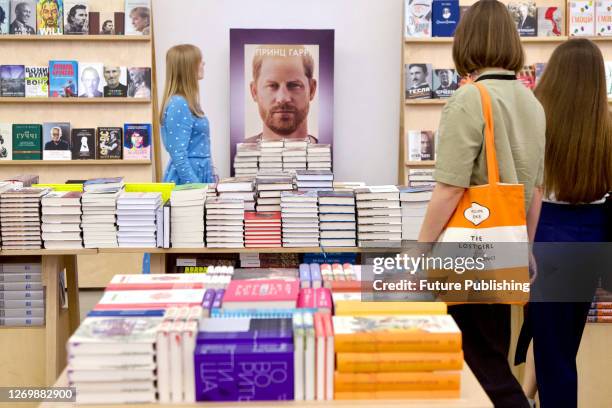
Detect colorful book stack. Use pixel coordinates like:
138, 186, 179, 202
259, 140, 284, 172
321, 263, 361, 292
588, 287, 612, 323
169, 184, 207, 248
116, 192, 162, 248
205, 198, 245, 248
281, 191, 320, 247
283, 140, 308, 172
295, 170, 333, 192
332, 314, 463, 399
41, 191, 83, 249
233, 143, 260, 177
355, 185, 402, 247
216, 177, 255, 211
297, 287, 333, 314
307, 144, 332, 171
81, 178, 124, 248
299, 263, 323, 289
255, 172, 294, 212
318, 191, 357, 247
0, 261, 44, 327
399, 186, 433, 241
244, 211, 282, 248
0, 187, 49, 250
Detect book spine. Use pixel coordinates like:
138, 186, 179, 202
334, 371, 461, 392
336, 351, 463, 372
334, 333, 462, 353
309, 263, 322, 288
156, 320, 172, 404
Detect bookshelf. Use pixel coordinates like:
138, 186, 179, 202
0, 97, 151, 104
0, 35, 151, 42
0, 160, 151, 165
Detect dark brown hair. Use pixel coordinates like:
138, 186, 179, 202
453, 0, 524, 77
535, 39, 612, 203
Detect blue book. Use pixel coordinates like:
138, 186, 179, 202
87, 309, 165, 317
309, 263, 322, 288
197, 317, 293, 345
432, 0, 460, 37
49, 60, 78, 97
210, 307, 318, 319
298, 264, 311, 288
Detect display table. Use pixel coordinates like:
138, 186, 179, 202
39, 364, 492, 408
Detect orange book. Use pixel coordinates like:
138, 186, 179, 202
591, 302, 612, 309
336, 351, 463, 373
334, 371, 460, 392
588, 309, 612, 317
334, 389, 460, 400
334, 301, 447, 316
333, 315, 462, 353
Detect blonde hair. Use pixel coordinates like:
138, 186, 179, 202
160, 44, 204, 124
252, 44, 314, 84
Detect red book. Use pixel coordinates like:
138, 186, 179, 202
105, 274, 208, 291
315, 288, 332, 314
223, 279, 299, 309
298, 288, 315, 308
244, 211, 281, 222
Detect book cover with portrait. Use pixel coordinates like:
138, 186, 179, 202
432, 69, 458, 98
405, 63, 432, 99
49, 60, 78, 97
569, 1, 595, 36
508, 0, 537, 37
71, 128, 95, 159
42, 121, 71, 160
36, 0, 63, 35
0, 0, 9, 34
407, 130, 435, 162
537, 7, 564, 36
405, 0, 432, 38
102, 65, 127, 97
63, 0, 88, 34
96, 126, 122, 159
124, 0, 150, 35
0, 64, 25, 97
127, 67, 151, 98
123, 123, 151, 160
9, 0, 36, 35
78, 62, 104, 98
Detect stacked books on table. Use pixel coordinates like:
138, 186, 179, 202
408, 168, 435, 189
295, 170, 333, 192
318, 191, 357, 247
588, 287, 612, 323
216, 177, 255, 211
41, 191, 83, 249
399, 186, 432, 241
205, 198, 244, 248
0, 183, 11, 249
281, 191, 319, 247
255, 172, 294, 212
355, 186, 401, 247
170, 184, 207, 248
233, 143, 260, 177
81, 178, 124, 248
0, 261, 44, 326
116, 192, 162, 248
244, 211, 282, 248
259, 141, 284, 172
283, 140, 308, 172
0, 187, 49, 250
307, 144, 332, 171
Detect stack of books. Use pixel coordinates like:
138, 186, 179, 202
81, 178, 124, 248
283, 140, 308, 172
355, 186, 401, 247
588, 287, 612, 323
259, 141, 284, 172
408, 168, 435, 188
205, 183, 217, 201
332, 314, 462, 399
0, 261, 44, 327
205, 198, 244, 248
41, 191, 83, 249
244, 211, 282, 248
217, 178, 255, 211
0, 187, 49, 250
281, 191, 319, 248
116, 192, 162, 248
170, 184, 207, 248
0, 183, 10, 249
307, 144, 332, 171
333, 181, 365, 191
318, 191, 356, 247
233, 143, 260, 177
295, 170, 333, 192
255, 172, 294, 212
399, 186, 432, 240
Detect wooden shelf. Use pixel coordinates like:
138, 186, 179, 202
406, 161, 435, 167
406, 99, 447, 105
0, 97, 150, 104
0, 35, 150, 42
0, 160, 151, 166
0, 249, 96, 256
99, 247, 369, 254
405, 36, 612, 44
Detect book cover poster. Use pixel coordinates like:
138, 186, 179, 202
127, 67, 151, 98
124, 0, 150, 35
596, 1, 612, 35
9, 0, 36, 34
36, 0, 63, 35
405, 63, 432, 99
0, 64, 25, 97
432, 0, 459, 37
407, 130, 435, 161
0, 123, 11, 160
63, 0, 87, 34
432, 69, 458, 98
537, 7, 563, 36
49, 60, 78, 97
25, 66, 49, 97
103, 66, 127, 97
518, 65, 536, 89
42, 122, 71, 160
96, 127, 122, 159
405, 0, 432, 37
508, 1, 537, 37
605, 61, 612, 99
123, 123, 151, 160
230, 29, 334, 175
0, 0, 8, 34
569, 1, 595, 36
71, 128, 95, 159
12, 124, 41, 159
78, 62, 104, 97
99, 12, 115, 34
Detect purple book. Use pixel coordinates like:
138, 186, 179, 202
194, 342, 294, 401
196, 318, 293, 345
299, 264, 311, 288
201, 289, 216, 314
211, 289, 225, 310
309, 263, 322, 287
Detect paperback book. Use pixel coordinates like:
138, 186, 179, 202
431, 0, 459, 37
49, 60, 78, 97
36, 0, 63, 35
405, 63, 432, 99
71, 128, 95, 159
123, 123, 151, 160
569, 1, 595, 36
25, 66, 49, 97
9, 0, 36, 35
405, 0, 432, 38
0, 65, 25, 97
508, 1, 537, 37
12, 124, 42, 160
42, 122, 71, 160
96, 127, 122, 159
63, 0, 88, 34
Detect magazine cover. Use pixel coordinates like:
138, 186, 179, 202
123, 123, 151, 160
0, 64, 25, 97
405, 63, 432, 99
78, 62, 104, 97
25, 65, 49, 97
96, 127, 122, 159
508, 1, 537, 37
36, 0, 63, 35
49, 60, 78, 97
9, 0, 36, 34
127, 67, 150, 98
124, 0, 150, 35
42, 121, 71, 160
405, 0, 432, 37
63, 0, 88, 34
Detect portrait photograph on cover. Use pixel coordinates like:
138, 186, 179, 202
229, 29, 334, 174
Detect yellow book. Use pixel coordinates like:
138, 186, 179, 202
124, 182, 175, 203
334, 300, 447, 316
32, 183, 83, 192
334, 371, 461, 392
334, 389, 460, 399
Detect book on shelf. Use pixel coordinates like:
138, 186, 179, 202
0, 0, 8, 34
9, 0, 36, 35
12, 124, 42, 160
405, 0, 432, 38
42, 122, 71, 160
96, 127, 123, 159
127, 67, 151, 98
407, 130, 435, 161
64, 0, 89, 35
49, 60, 78, 97
508, 1, 537, 37
0, 123, 11, 160
71, 128, 95, 159
431, 0, 459, 37
41, 191, 82, 249
569, 1, 595, 36
537, 6, 563, 36
596, 1, 612, 36
124, 0, 150, 36
0, 65, 25, 97
432, 69, 458, 98
406, 63, 432, 99
78, 62, 104, 98
123, 123, 151, 160
89, 11, 125, 35
102, 65, 127, 97
25, 66, 49, 97
36, 0, 63, 35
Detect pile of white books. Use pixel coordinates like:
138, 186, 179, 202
170, 184, 207, 248
216, 177, 256, 211
0, 182, 11, 249
307, 144, 332, 171
318, 191, 356, 247
117, 192, 162, 248
281, 191, 319, 247
283, 140, 308, 171
205, 183, 217, 201
255, 172, 294, 212
259, 141, 284, 172
399, 186, 432, 240
81, 178, 124, 248
0, 261, 44, 326
205, 198, 244, 248
233, 143, 260, 177
0, 187, 49, 250
355, 185, 401, 247
41, 191, 83, 249
296, 170, 333, 192
332, 181, 365, 191
408, 168, 435, 188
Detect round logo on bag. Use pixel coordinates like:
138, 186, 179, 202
464, 202, 490, 226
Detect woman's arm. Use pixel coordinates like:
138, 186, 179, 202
163, 98, 199, 183
527, 187, 542, 242
417, 182, 465, 242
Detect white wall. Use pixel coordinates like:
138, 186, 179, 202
153, 0, 403, 184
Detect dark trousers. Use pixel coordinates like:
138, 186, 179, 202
450, 304, 530, 408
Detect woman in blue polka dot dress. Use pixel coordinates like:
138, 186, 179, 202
160, 44, 216, 184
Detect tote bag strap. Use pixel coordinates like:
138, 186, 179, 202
474, 83, 500, 185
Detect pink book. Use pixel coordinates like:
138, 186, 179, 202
106, 274, 209, 291
314, 288, 332, 314
222, 279, 299, 309
94, 289, 206, 310
298, 288, 315, 308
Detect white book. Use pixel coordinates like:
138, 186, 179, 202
303, 312, 315, 401
292, 312, 305, 399
320, 238, 356, 247
569, 1, 595, 36
67, 369, 155, 382
170, 320, 184, 403
182, 320, 197, 403
70, 381, 155, 393
68, 354, 155, 370
74, 391, 156, 404
155, 320, 171, 403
